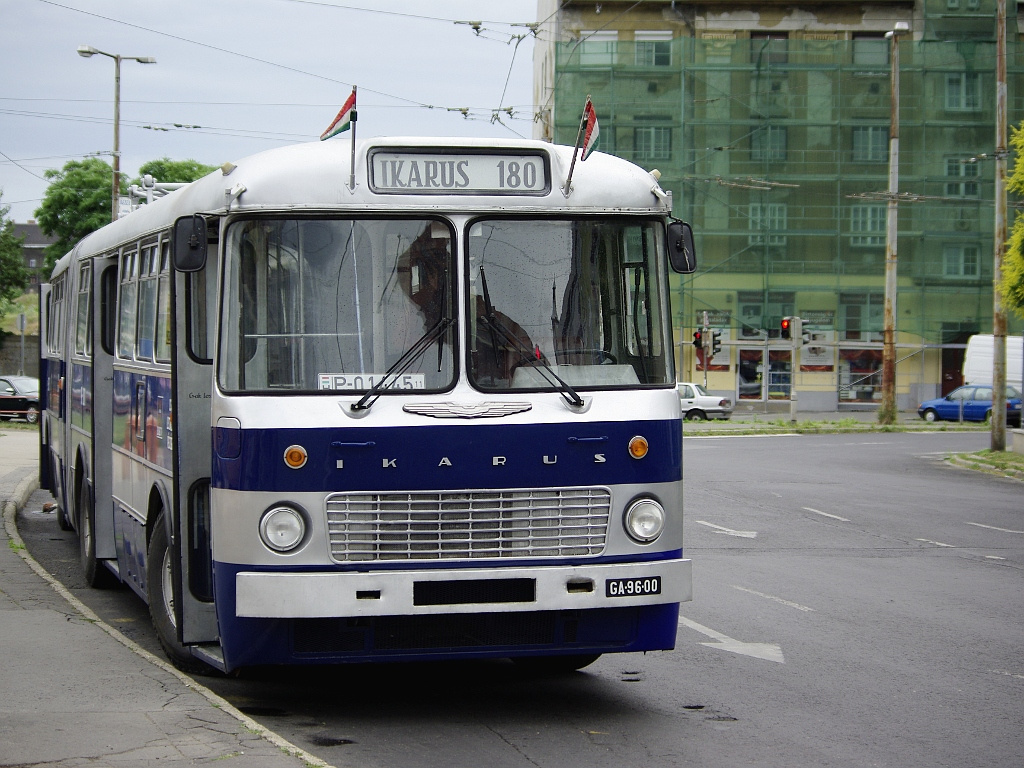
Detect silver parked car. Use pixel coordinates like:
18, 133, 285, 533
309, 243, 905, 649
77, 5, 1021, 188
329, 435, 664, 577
677, 382, 733, 421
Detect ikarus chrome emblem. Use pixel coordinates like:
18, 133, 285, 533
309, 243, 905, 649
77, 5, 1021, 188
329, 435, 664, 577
402, 401, 533, 419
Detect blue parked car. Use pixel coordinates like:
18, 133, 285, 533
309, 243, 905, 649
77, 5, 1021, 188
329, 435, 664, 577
918, 384, 1023, 427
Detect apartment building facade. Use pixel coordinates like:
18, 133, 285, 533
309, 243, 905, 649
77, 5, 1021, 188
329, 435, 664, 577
534, 0, 1024, 411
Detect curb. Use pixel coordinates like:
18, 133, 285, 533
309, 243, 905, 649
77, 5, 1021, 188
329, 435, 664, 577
3, 471, 337, 768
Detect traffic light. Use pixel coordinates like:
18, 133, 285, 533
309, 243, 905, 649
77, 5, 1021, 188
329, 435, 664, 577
692, 329, 703, 350
711, 329, 722, 356
781, 316, 802, 342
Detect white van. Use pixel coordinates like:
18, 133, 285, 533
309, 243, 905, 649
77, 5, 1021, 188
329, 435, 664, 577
962, 335, 1024, 389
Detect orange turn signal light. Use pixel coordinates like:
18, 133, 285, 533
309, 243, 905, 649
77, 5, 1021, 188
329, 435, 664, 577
628, 435, 649, 460
283, 444, 308, 469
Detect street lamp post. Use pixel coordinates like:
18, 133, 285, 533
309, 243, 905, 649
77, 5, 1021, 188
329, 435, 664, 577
879, 21, 909, 425
77, 46, 156, 222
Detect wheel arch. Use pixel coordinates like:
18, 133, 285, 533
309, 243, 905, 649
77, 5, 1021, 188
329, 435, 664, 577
72, 447, 91, 528
146, 481, 173, 548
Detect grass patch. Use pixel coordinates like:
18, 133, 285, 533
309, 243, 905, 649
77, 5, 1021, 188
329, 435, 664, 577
949, 448, 1024, 480
1, 293, 40, 335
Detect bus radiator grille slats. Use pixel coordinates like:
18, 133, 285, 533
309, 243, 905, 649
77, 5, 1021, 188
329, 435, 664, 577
325, 487, 611, 562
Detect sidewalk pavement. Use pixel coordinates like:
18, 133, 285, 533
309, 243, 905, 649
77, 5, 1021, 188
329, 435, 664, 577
0, 428, 335, 768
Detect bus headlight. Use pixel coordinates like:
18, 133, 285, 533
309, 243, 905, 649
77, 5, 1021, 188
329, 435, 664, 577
624, 498, 665, 544
259, 505, 307, 553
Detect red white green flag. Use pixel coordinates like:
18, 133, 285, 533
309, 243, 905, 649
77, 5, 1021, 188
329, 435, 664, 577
580, 98, 600, 160
320, 88, 357, 141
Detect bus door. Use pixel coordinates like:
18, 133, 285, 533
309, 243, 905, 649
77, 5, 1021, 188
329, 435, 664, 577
38, 283, 55, 495
170, 243, 218, 646
92, 255, 118, 560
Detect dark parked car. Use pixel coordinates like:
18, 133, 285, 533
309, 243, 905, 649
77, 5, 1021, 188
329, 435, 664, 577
0, 375, 40, 424
917, 384, 1023, 427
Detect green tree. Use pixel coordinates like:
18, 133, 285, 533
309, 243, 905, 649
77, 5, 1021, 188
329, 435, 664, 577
134, 157, 217, 184
1004, 125, 1024, 319
0, 191, 31, 324
34, 157, 112, 273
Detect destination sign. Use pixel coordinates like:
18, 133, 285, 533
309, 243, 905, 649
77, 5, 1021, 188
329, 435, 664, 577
369, 151, 549, 195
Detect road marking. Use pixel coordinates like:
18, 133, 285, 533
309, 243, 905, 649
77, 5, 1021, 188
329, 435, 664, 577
916, 538, 954, 548
732, 585, 815, 612
694, 520, 758, 538
803, 506, 850, 522
678, 616, 785, 663
984, 555, 1007, 561
686, 434, 800, 439
992, 669, 1024, 680
966, 522, 1024, 534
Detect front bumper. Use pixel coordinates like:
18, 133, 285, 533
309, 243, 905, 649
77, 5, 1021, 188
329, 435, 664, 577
235, 558, 691, 618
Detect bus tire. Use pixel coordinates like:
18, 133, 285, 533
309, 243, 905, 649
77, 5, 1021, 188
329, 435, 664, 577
78, 475, 116, 588
511, 653, 601, 674
147, 511, 209, 674
55, 503, 73, 531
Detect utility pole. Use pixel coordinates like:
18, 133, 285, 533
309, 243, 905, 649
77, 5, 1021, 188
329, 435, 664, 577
992, 0, 1008, 450
880, 21, 909, 425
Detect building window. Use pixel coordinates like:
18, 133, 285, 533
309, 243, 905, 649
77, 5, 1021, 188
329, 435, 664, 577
943, 244, 981, 278
850, 205, 886, 247
748, 203, 787, 246
750, 33, 788, 65
852, 125, 887, 162
751, 126, 787, 161
945, 158, 980, 197
840, 293, 883, 341
852, 35, 887, 68
634, 125, 672, 160
945, 73, 982, 112
578, 30, 617, 67
635, 31, 672, 67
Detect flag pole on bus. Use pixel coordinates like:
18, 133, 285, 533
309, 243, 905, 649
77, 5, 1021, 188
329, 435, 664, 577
561, 95, 600, 197
320, 86, 358, 189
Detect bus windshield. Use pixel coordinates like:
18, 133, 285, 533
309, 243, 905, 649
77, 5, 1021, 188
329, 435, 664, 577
220, 217, 456, 393
467, 217, 672, 391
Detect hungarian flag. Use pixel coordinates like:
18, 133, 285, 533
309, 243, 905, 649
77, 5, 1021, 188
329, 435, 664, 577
580, 98, 600, 160
320, 88, 357, 141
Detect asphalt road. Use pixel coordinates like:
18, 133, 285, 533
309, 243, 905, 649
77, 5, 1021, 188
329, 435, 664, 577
17, 431, 1024, 768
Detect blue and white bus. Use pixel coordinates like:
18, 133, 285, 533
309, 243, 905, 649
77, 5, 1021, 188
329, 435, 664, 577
40, 137, 696, 673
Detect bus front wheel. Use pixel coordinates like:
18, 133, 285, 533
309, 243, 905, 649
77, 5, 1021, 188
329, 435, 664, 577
78, 475, 116, 588
147, 511, 209, 674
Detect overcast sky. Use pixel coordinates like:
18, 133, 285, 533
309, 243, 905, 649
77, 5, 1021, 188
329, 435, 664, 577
1, 0, 542, 223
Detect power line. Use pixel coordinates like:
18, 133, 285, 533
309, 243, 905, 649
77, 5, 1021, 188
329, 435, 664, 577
33, 0, 535, 121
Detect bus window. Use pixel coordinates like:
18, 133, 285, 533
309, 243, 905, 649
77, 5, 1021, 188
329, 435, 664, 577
155, 242, 172, 363
117, 250, 138, 360
467, 218, 671, 390
187, 266, 213, 363
219, 217, 456, 393
136, 245, 158, 361
623, 226, 662, 358
74, 262, 92, 356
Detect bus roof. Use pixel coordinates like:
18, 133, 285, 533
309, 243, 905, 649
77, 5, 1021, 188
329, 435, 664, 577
56, 138, 672, 273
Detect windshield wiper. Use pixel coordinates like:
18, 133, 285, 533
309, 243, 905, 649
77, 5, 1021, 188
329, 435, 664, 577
479, 268, 584, 408
350, 317, 453, 412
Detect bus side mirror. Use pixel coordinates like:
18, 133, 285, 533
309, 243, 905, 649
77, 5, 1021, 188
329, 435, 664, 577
667, 221, 696, 274
173, 215, 208, 272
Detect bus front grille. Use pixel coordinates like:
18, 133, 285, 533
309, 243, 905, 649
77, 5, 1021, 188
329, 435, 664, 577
325, 487, 611, 562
